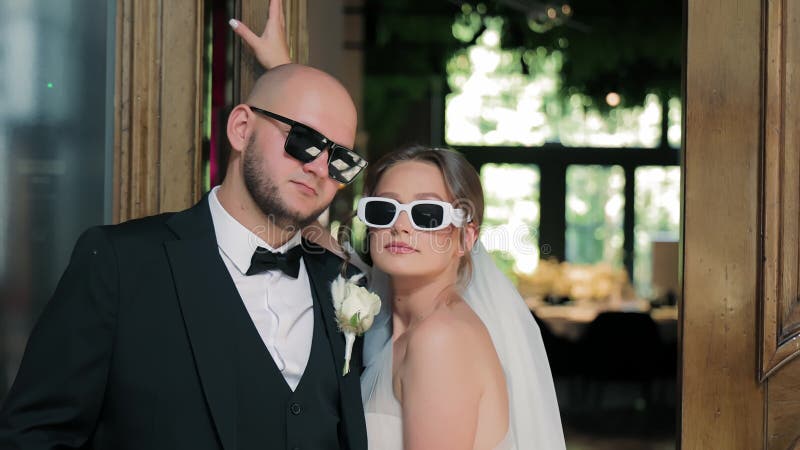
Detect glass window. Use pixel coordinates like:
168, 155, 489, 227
667, 97, 682, 149
565, 165, 625, 266
480, 164, 540, 283
634, 166, 681, 299
444, 18, 681, 148
0, 0, 115, 397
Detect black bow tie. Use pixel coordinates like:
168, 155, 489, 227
246, 245, 303, 278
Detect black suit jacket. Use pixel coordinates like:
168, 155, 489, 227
0, 197, 368, 450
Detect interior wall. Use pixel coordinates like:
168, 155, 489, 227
307, 0, 364, 146
307, 0, 344, 78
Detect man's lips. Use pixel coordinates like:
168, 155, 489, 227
384, 242, 416, 254
291, 180, 317, 195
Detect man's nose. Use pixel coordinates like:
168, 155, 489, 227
302, 149, 330, 178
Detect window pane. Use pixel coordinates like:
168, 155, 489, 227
634, 166, 681, 299
445, 18, 678, 148
0, 0, 114, 397
480, 164, 540, 283
667, 97, 682, 148
565, 165, 625, 265
445, 22, 559, 147
560, 93, 666, 148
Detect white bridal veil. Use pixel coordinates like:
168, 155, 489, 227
360, 242, 566, 449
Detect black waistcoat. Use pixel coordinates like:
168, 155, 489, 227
233, 278, 342, 450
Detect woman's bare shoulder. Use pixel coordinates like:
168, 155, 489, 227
403, 298, 497, 373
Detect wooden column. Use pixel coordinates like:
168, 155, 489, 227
114, 0, 205, 222
682, 0, 764, 447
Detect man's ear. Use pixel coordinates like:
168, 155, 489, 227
227, 104, 254, 154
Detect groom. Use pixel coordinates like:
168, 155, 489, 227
0, 64, 368, 450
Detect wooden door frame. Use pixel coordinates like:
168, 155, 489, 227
683, 0, 800, 448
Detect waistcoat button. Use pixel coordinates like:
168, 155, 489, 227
289, 402, 302, 415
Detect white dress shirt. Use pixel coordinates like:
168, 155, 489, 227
208, 186, 313, 391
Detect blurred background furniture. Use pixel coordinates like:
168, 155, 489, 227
577, 311, 663, 408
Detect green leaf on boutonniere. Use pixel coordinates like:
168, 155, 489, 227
349, 312, 361, 329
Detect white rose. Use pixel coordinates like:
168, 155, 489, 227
339, 285, 382, 333
330, 273, 382, 375
330, 274, 350, 311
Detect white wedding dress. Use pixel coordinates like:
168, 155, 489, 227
357, 243, 566, 450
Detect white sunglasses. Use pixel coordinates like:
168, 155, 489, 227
357, 197, 470, 231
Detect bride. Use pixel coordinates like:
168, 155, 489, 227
353, 146, 565, 449
232, 3, 566, 449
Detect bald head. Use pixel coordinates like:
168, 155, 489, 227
219, 64, 359, 242
247, 64, 357, 147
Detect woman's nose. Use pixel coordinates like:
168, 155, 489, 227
391, 210, 413, 234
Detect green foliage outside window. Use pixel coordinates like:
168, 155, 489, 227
479, 164, 541, 284
634, 167, 681, 298
445, 17, 669, 148
565, 165, 625, 266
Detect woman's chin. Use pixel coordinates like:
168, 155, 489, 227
373, 256, 425, 277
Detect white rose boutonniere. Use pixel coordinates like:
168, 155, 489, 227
331, 273, 381, 375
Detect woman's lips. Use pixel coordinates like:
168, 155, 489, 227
384, 242, 416, 254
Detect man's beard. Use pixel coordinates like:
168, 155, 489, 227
242, 134, 327, 231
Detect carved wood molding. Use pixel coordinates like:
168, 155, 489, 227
113, 0, 204, 223
766, 356, 800, 449
760, 0, 800, 380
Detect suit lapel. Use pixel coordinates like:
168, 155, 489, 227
164, 198, 237, 450
302, 240, 368, 450
302, 242, 346, 376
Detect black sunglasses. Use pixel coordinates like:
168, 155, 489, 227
248, 105, 367, 184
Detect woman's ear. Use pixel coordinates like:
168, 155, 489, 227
227, 104, 254, 155
459, 223, 479, 255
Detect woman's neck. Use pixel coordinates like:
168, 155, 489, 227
391, 270, 459, 338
